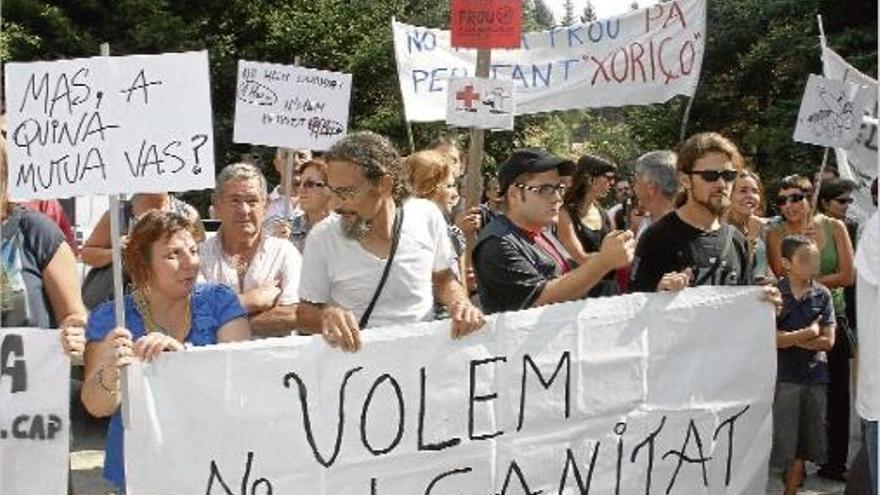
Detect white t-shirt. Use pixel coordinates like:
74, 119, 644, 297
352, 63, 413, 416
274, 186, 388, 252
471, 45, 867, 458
855, 211, 879, 420
199, 233, 302, 305
299, 198, 457, 328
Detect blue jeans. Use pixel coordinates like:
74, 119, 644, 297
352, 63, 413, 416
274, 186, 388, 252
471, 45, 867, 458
867, 420, 878, 495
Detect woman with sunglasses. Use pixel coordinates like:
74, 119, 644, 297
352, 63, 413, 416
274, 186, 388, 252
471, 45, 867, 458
557, 154, 619, 297
725, 170, 773, 284
277, 159, 334, 253
767, 174, 856, 481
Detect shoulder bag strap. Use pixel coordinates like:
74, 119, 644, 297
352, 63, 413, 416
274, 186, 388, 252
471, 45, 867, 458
359, 206, 405, 329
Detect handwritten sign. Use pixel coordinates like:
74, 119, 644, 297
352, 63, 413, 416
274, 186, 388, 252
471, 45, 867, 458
794, 74, 872, 149
450, 0, 523, 49
4, 51, 215, 199
394, 0, 706, 122
0, 329, 70, 495
823, 46, 879, 224
446, 77, 515, 130
124, 287, 774, 494
233, 61, 352, 150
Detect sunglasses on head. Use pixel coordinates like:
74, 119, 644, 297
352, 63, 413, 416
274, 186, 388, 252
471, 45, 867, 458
690, 169, 738, 183
776, 193, 806, 206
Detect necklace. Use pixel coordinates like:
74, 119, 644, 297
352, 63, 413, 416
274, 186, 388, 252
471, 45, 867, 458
133, 289, 191, 339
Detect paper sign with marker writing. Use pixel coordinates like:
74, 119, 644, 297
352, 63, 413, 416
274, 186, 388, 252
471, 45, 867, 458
125, 287, 774, 495
394, 0, 706, 122
233, 61, 352, 150
794, 74, 872, 148
0, 328, 70, 495
450, 0, 523, 49
4, 51, 215, 199
446, 77, 515, 130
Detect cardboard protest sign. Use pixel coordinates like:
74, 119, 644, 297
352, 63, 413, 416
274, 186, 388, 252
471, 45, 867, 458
446, 77, 515, 130
125, 287, 774, 495
450, 0, 523, 49
0, 329, 70, 495
233, 61, 352, 151
794, 74, 872, 149
822, 46, 879, 224
4, 51, 215, 199
394, 0, 706, 122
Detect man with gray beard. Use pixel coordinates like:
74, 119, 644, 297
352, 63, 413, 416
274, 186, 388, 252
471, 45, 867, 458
296, 132, 484, 352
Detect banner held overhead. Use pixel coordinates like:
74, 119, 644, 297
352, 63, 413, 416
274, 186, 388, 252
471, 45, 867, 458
4, 51, 215, 199
394, 0, 706, 122
233, 61, 353, 151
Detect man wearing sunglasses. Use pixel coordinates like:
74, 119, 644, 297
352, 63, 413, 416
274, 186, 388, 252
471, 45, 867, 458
631, 133, 760, 293
472, 149, 635, 314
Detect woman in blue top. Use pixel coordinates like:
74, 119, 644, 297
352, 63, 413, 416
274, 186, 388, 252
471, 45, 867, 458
81, 210, 251, 490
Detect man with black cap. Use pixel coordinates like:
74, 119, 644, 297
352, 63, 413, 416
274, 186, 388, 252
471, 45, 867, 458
472, 149, 635, 314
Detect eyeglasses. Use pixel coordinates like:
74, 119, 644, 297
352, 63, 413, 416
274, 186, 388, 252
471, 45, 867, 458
326, 183, 364, 201
513, 182, 567, 200
690, 169, 738, 183
831, 196, 853, 204
301, 179, 326, 190
776, 193, 806, 206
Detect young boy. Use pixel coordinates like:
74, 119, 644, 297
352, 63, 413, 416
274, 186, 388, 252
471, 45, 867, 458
771, 234, 836, 494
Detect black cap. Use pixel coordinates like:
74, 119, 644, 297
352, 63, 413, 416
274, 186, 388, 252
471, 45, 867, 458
498, 149, 575, 194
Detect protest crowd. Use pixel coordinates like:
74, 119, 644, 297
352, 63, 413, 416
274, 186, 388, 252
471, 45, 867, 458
2, 122, 878, 494
1, 2, 878, 495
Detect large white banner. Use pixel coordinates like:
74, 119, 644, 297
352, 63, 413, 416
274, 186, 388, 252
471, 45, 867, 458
822, 45, 879, 224
4, 51, 215, 199
393, 0, 706, 122
125, 287, 774, 495
0, 328, 70, 495
233, 61, 352, 150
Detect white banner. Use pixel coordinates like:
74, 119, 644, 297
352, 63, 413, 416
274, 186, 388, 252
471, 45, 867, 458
794, 74, 872, 149
393, 0, 706, 122
233, 61, 352, 150
822, 45, 879, 224
447, 77, 515, 130
4, 51, 215, 199
0, 328, 70, 495
125, 287, 774, 495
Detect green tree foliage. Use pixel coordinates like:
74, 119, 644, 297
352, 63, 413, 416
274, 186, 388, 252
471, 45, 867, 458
561, 0, 576, 26
580, 1, 597, 24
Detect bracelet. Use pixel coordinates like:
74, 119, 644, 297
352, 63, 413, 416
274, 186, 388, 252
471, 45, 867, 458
96, 366, 119, 395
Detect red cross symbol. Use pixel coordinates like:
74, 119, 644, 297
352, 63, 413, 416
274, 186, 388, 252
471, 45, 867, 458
456, 85, 481, 110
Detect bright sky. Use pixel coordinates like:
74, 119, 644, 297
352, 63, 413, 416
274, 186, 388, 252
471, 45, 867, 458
546, 0, 660, 22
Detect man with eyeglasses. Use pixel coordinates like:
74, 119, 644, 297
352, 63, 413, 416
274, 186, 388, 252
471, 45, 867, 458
472, 149, 635, 314
631, 132, 761, 292
296, 131, 484, 352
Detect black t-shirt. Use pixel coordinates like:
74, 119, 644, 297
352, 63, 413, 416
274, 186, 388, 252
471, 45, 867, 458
630, 211, 753, 292
473, 215, 576, 314
1, 206, 66, 328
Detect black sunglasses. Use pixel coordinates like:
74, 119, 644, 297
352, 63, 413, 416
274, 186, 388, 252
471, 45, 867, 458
776, 193, 806, 206
831, 197, 854, 204
690, 169, 738, 183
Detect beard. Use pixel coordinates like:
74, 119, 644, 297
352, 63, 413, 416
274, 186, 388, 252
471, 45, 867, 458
695, 192, 730, 216
339, 211, 371, 240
